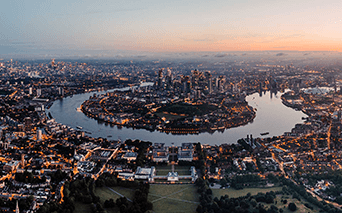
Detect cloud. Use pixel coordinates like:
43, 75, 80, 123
215, 53, 228, 57
9, 41, 36, 46
54, 8, 146, 17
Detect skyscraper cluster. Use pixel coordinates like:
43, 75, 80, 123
155, 68, 227, 98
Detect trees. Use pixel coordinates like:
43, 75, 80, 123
288, 202, 297, 211
230, 174, 262, 189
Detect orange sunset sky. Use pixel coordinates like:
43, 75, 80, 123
1, 0, 342, 58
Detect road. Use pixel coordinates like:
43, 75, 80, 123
106, 187, 132, 202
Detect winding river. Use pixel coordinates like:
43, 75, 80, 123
47, 85, 306, 146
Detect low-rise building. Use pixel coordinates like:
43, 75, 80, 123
134, 166, 155, 182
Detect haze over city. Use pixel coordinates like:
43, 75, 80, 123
1, 0, 342, 59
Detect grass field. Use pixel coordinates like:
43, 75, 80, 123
74, 185, 322, 213
88, 184, 199, 213
212, 187, 283, 199
148, 184, 199, 213
93, 186, 135, 213
74, 202, 92, 213
95, 187, 134, 202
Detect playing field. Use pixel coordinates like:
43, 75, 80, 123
91, 184, 199, 213
75, 185, 322, 213
148, 184, 199, 213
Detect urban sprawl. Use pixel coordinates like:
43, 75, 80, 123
1, 57, 342, 213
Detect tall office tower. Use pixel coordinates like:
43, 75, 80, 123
37, 130, 42, 140
29, 87, 33, 95
205, 71, 212, 94
215, 77, 219, 90
181, 76, 191, 93
165, 68, 173, 90
186, 81, 192, 94
158, 69, 163, 89
167, 68, 172, 78
37, 88, 42, 97
58, 87, 64, 96
191, 69, 200, 87
183, 81, 187, 93
21, 154, 25, 167
10, 59, 13, 70
217, 76, 225, 92
24, 117, 32, 132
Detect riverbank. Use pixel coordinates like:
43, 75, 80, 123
47, 89, 306, 145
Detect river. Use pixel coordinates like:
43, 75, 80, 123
47, 85, 306, 146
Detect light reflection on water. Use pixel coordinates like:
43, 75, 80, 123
48, 88, 306, 146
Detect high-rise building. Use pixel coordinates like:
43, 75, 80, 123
24, 117, 32, 132
58, 87, 64, 96
167, 68, 172, 78
158, 69, 164, 89
21, 154, 25, 167
205, 71, 212, 94
165, 68, 173, 90
181, 76, 191, 94
217, 76, 225, 92
37, 129, 42, 140
29, 87, 33, 95
191, 69, 200, 87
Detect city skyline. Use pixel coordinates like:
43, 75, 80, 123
1, 0, 342, 59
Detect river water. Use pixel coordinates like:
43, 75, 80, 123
47, 85, 306, 146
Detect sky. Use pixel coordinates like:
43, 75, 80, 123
1, 0, 342, 58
